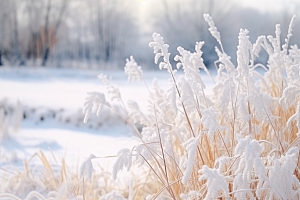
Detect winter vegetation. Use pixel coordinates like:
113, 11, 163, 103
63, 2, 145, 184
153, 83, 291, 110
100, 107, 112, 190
81, 14, 300, 199
1, 3, 300, 200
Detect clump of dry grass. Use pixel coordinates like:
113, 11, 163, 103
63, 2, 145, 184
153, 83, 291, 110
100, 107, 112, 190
82, 14, 300, 199
0, 150, 136, 200
2, 14, 300, 200
0, 150, 169, 199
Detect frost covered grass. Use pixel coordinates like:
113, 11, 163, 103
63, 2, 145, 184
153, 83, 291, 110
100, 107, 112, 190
0, 150, 129, 200
82, 14, 300, 199
2, 14, 300, 200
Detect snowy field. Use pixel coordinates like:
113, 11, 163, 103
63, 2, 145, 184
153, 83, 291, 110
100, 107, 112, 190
0, 67, 214, 170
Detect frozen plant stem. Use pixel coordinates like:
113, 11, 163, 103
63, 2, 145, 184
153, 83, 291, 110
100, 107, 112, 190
154, 105, 176, 199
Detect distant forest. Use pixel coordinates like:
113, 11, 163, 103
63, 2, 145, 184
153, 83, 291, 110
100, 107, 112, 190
0, 0, 298, 69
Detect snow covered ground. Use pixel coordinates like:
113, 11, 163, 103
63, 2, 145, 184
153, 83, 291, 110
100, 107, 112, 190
0, 67, 214, 171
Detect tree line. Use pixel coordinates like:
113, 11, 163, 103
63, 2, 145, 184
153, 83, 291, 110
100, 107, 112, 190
0, 0, 298, 69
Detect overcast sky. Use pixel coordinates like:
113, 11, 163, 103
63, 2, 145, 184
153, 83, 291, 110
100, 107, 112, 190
140, 0, 299, 12
238, 0, 299, 12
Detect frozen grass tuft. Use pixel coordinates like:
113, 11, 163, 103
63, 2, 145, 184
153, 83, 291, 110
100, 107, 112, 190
83, 14, 300, 199
2, 14, 300, 200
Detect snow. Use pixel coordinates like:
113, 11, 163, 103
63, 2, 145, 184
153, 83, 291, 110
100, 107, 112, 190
1, 119, 138, 168
0, 68, 172, 111
0, 67, 214, 170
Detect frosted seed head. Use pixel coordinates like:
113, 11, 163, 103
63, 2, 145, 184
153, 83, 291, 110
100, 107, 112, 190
112, 148, 132, 180
203, 13, 221, 44
79, 154, 96, 180
124, 56, 143, 82
83, 92, 110, 123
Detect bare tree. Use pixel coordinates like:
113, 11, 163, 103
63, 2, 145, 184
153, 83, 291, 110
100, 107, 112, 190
0, 0, 5, 66
93, 0, 137, 63
63, 0, 138, 67
26, 0, 43, 65
41, 0, 69, 66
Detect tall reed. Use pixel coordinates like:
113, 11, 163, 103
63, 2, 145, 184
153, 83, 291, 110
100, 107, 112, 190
83, 14, 300, 199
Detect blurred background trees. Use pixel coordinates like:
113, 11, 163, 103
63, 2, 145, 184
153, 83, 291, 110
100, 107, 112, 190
148, 0, 232, 66
0, 0, 299, 69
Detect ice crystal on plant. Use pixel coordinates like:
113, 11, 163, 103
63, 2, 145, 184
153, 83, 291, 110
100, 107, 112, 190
279, 85, 300, 109
99, 191, 126, 200
252, 36, 265, 58
180, 191, 199, 200
201, 107, 221, 138
199, 165, 229, 200
236, 29, 252, 82
127, 100, 150, 126
266, 147, 299, 199
149, 32, 171, 72
286, 102, 300, 136
203, 14, 221, 46
83, 92, 111, 123
181, 135, 201, 184
124, 56, 143, 82
177, 76, 197, 113
79, 13, 300, 200
161, 85, 178, 118
234, 136, 265, 184
112, 148, 132, 180
98, 74, 122, 102
233, 173, 255, 199
135, 143, 151, 167
79, 154, 96, 180
175, 44, 206, 91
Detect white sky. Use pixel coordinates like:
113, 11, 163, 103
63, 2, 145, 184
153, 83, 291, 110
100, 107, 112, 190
140, 0, 299, 13
237, 0, 297, 12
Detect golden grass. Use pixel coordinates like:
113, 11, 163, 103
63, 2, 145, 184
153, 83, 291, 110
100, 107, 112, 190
2, 20, 300, 199
0, 150, 126, 200
1, 78, 299, 200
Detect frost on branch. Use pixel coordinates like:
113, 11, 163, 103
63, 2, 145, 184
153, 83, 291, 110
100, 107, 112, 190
236, 29, 252, 82
248, 80, 266, 122
266, 147, 300, 199
286, 62, 300, 86
174, 44, 206, 91
181, 135, 201, 184
279, 85, 300, 110
180, 191, 199, 200
282, 15, 297, 51
79, 154, 96, 180
124, 56, 143, 82
83, 92, 111, 123
99, 191, 126, 200
135, 143, 152, 167
234, 136, 265, 196
288, 15, 297, 38
214, 47, 236, 78
127, 100, 150, 126
149, 32, 171, 72
203, 14, 221, 47
286, 102, 300, 136
159, 84, 178, 123
252, 36, 265, 58
201, 107, 221, 138
233, 173, 255, 199
98, 74, 122, 102
199, 165, 229, 200
177, 76, 197, 113
212, 78, 236, 119
112, 148, 132, 180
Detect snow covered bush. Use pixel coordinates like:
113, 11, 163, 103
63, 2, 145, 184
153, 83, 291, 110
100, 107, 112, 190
0, 99, 23, 141
82, 14, 300, 199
